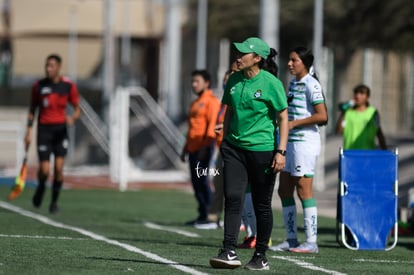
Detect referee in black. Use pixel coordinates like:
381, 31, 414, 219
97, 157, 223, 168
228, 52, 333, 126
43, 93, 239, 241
25, 54, 80, 213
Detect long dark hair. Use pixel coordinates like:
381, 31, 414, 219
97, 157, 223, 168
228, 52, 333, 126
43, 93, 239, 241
259, 48, 278, 77
292, 46, 318, 80
292, 46, 328, 126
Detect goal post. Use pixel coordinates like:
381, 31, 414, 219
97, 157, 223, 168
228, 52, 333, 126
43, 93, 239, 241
0, 121, 25, 176
109, 87, 133, 191
109, 86, 188, 191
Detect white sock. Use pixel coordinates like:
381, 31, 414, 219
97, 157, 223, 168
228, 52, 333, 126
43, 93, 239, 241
282, 205, 297, 240
303, 206, 317, 243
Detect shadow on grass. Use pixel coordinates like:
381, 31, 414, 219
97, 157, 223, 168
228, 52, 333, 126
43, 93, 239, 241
121, 218, 206, 228
107, 235, 221, 249
396, 237, 414, 251
85, 256, 209, 269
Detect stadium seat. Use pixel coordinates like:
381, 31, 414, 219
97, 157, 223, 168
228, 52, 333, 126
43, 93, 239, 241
337, 149, 398, 250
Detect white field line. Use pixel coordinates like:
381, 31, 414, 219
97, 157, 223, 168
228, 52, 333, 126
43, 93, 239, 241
273, 256, 347, 275
0, 234, 87, 240
0, 201, 208, 275
354, 258, 414, 264
144, 222, 200, 238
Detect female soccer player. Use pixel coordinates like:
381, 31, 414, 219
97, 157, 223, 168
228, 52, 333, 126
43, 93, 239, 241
270, 46, 327, 254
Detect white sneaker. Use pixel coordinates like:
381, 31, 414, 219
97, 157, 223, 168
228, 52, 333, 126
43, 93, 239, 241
289, 242, 319, 253
269, 239, 299, 252
194, 221, 218, 230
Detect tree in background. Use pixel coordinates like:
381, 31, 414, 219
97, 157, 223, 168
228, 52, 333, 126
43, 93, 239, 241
203, 0, 414, 55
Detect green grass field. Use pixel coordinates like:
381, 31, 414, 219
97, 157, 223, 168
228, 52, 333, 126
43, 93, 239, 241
1, 185, 414, 274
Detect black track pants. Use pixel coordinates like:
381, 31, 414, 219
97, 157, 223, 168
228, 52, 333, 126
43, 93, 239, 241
221, 141, 276, 254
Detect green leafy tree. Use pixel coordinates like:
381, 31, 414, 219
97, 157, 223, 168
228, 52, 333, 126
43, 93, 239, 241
325, 0, 414, 52
202, 0, 414, 53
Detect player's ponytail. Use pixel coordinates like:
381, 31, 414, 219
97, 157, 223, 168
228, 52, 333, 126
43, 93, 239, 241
309, 65, 319, 81
259, 48, 278, 77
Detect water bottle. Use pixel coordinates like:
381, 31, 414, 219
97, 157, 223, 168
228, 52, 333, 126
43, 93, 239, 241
338, 99, 354, 112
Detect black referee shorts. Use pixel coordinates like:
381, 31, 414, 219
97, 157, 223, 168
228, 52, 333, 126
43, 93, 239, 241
37, 123, 69, 161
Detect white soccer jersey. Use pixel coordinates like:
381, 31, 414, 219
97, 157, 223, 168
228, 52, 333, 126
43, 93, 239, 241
287, 74, 324, 143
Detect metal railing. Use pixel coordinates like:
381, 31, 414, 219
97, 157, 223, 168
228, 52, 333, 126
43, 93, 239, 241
76, 87, 184, 168
78, 96, 110, 155
127, 86, 185, 156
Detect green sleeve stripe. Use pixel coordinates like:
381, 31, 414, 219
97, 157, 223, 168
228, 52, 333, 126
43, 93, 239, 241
312, 100, 324, 105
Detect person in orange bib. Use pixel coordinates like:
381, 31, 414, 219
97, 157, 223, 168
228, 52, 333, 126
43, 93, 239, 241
181, 69, 221, 226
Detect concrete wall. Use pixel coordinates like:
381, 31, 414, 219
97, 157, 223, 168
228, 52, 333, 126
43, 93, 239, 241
336, 49, 414, 134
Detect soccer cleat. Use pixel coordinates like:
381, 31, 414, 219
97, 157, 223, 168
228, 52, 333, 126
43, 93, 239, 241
210, 248, 241, 269
289, 242, 319, 253
237, 236, 256, 249
244, 252, 269, 270
194, 221, 218, 230
32, 185, 46, 208
49, 203, 59, 214
269, 239, 299, 252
